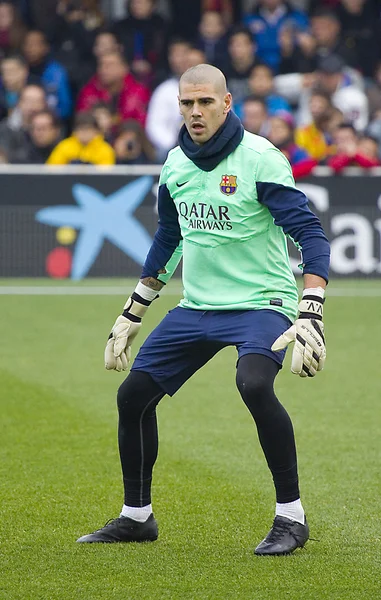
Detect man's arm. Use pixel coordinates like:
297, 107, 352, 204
256, 149, 330, 377
105, 170, 182, 372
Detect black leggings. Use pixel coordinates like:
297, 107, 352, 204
117, 354, 299, 507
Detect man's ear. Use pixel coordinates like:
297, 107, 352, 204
223, 93, 232, 114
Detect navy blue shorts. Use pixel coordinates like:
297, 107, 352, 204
131, 307, 292, 396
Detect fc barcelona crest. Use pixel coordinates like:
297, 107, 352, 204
220, 174, 237, 195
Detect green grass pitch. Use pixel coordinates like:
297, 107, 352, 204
0, 279, 380, 600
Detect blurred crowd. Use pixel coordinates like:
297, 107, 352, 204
1, 0, 381, 176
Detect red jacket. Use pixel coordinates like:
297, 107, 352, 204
76, 73, 150, 126
328, 153, 381, 173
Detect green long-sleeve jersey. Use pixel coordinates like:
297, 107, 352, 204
142, 130, 330, 322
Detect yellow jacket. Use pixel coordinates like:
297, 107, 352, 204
295, 123, 335, 162
46, 135, 115, 165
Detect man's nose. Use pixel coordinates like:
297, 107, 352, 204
191, 103, 202, 117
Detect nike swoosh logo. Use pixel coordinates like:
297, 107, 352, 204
176, 181, 189, 187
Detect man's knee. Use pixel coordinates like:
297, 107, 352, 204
117, 370, 163, 420
236, 354, 279, 406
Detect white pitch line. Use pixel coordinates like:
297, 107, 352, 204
0, 286, 380, 296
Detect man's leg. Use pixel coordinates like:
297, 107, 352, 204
117, 370, 164, 518
76, 370, 163, 544
236, 353, 309, 555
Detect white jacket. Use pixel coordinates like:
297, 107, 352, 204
146, 77, 183, 161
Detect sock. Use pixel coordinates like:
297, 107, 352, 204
120, 504, 152, 523
276, 498, 305, 524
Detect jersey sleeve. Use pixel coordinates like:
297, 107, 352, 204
141, 164, 183, 284
255, 148, 330, 282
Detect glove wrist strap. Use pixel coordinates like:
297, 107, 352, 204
122, 282, 159, 322
123, 293, 150, 321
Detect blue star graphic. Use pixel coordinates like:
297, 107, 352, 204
36, 176, 154, 279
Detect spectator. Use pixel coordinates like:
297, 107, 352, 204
275, 54, 369, 131
268, 111, 317, 178
47, 111, 115, 165
145, 38, 191, 161
0, 83, 47, 162
357, 134, 381, 164
196, 10, 228, 67
0, 1, 26, 59
113, 119, 156, 164
0, 55, 31, 118
310, 8, 357, 68
51, 0, 105, 95
315, 55, 368, 131
295, 90, 336, 162
234, 64, 291, 120
327, 122, 380, 172
241, 95, 270, 136
112, 0, 168, 89
336, 0, 381, 78
22, 29, 72, 120
202, 0, 234, 25
278, 20, 317, 74
224, 26, 261, 104
367, 61, 381, 120
76, 51, 150, 126
186, 46, 206, 69
244, 0, 309, 73
21, 109, 62, 163
91, 102, 115, 143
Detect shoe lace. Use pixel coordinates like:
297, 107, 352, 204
267, 519, 295, 543
267, 518, 320, 546
91, 517, 122, 533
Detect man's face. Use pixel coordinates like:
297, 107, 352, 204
311, 16, 340, 46
260, 0, 282, 10
74, 126, 99, 146
93, 33, 119, 59
129, 0, 154, 19
199, 11, 224, 40
1, 59, 28, 91
268, 117, 291, 147
357, 138, 379, 160
309, 94, 330, 120
23, 32, 48, 65
178, 81, 231, 145
242, 101, 267, 134
229, 33, 254, 63
334, 127, 357, 153
249, 66, 273, 97
30, 114, 58, 147
98, 54, 126, 87
168, 43, 190, 77
318, 71, 341, 94
19, 87, 46, 123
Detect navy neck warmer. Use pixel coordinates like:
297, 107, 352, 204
178, 111, 244, 172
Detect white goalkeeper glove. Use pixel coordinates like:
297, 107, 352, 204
104, 282, 158, 372
271, 287, 326, 378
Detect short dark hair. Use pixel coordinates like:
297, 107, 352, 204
168, 36, 192, 49
242, 95, 267, 110
310, 8, 340, 22
1, 53, 27, 68
24, 29, 49, 43
249, 63, 274, 77
337, 122, 357, 135
31, 109, 60, 128
73, 112, 99, 130
228, 26, 254, 44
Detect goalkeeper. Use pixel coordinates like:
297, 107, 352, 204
77, 64, 330, 555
